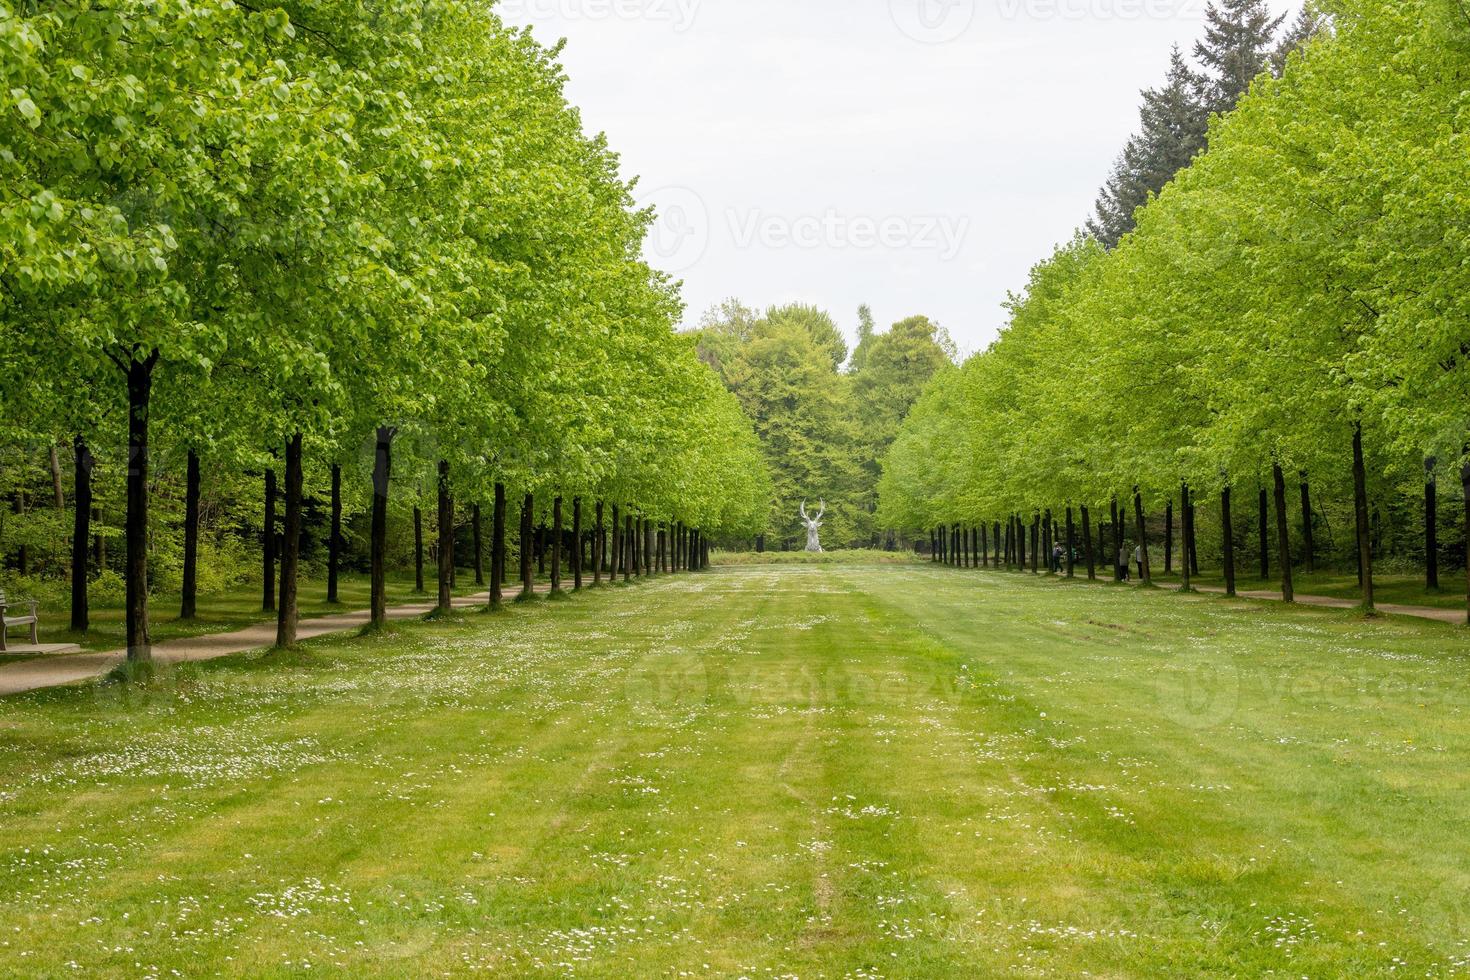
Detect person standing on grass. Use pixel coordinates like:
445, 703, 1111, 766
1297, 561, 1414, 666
1119, 544, 1131, 582
1133, 545, 1144, 582
1052, 543, 1064, 573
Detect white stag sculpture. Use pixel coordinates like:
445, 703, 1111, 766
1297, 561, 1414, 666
799, 500, 826, 553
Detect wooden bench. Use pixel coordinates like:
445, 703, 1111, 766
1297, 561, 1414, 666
0, 590, 40, 652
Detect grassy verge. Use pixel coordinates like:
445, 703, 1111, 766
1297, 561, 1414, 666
3, 570, 490, 653
2, 566, 1470, 974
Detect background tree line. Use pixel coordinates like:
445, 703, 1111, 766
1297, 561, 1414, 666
880, 0, 1470, 617
693, 301, 953, 551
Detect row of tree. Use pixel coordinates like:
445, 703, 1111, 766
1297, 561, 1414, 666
880, 0, 1470, 618
0, 0, 769, 663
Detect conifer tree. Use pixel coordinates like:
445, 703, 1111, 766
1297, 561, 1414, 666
1194, 0, 1287, 115
1087, 48, 1209, 248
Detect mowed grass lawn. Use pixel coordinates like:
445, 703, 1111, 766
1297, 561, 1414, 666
3, 566, 1470, 976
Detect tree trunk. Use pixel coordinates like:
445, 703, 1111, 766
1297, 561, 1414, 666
1258, 487, 1270, 580
1030, 515, 1039, 574
48, 443, 64, 511
262, 466, 277, 612
1081, 505, 1095, 580
1111, 498, 1123, 581
1426, 460, 1440, 590
1179, 483, 1191, 586
70, 435, 93, 632
1299, 474, 1315, 573
573, 498, 584, 590
1273, 463, 1295, 603
1165, 500, 1174, 574
519, 492, 535, 600
1181, 487, 1193, 575
491, 483, 506, 608
276, 433, 303, 648
181, 448, 200, 620
623, 513, 633, 582
644, 517, 654, 576
413, 505, 425, 594
370, 427, 394, 629
328, 463, 342, 603
124, 351, 158, 664
537, 524, 546, 576
1133, 489, 1151, 584
1065, 507, 1076, 578
437, 460, 453, 614
612, 504, 622, 577
472, 503, 484, 588
1353, 424, 1375, 612
593, 501, 604, 586
1221, 484, 1236, 597
1042, 511, 1052, 573
551, 496, 564, 592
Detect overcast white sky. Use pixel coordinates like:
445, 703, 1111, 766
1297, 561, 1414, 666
498, 0, 1298, 357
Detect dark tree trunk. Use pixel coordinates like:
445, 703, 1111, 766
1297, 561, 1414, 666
70, 435, 93, 632
536, 525, 545, 576
276, 433, 303, 648
181, 448, 200, 620
1165, 500, 1174, 574
437, 460, 453, 614
491, 482, 506, 608
1353, 425, 1375, 612
1042, 511, 1052, 573
1258, 487, 1270, 580
413, 505, 425, 594
519, 493, 535, 599
328, 463, 342, 603
644, 518, 654, 576
930, 529, 937, 561
1221, 484, 1237, 597
1179, 486, 1193, 593
1111, 498, 1123, 581
370, 427, 394, 629
1081, 505, 1095, 580
623, 514, 633, 582
550, 496, 563, 592
573, 498, 583, 590
262, 466, 277, 612
1133, 489, 1151, 584
612, 504, 622, 577
593, 501, 604, 586
1299, 474, 1315, 573
472, 503, 484, 588
124, 351, 158, 663
1065, 507, 1076, 578
1183, 487, 1199, 577
1273, 463, 1295, 603
993, 521, 1001, 568
1426, 460, 1440, 590
1030, 515, 1039, 574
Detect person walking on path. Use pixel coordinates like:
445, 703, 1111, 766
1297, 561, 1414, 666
1133, 545, 1145, 582
1119, 545, 1131, 582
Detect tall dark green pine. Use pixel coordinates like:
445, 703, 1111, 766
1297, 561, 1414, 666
1194, 0, 1287, 116
1086, 47, 1209, 249
1271, 5, 1328, 75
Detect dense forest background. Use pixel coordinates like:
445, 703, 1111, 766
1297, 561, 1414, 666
692, 302, 953, 550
